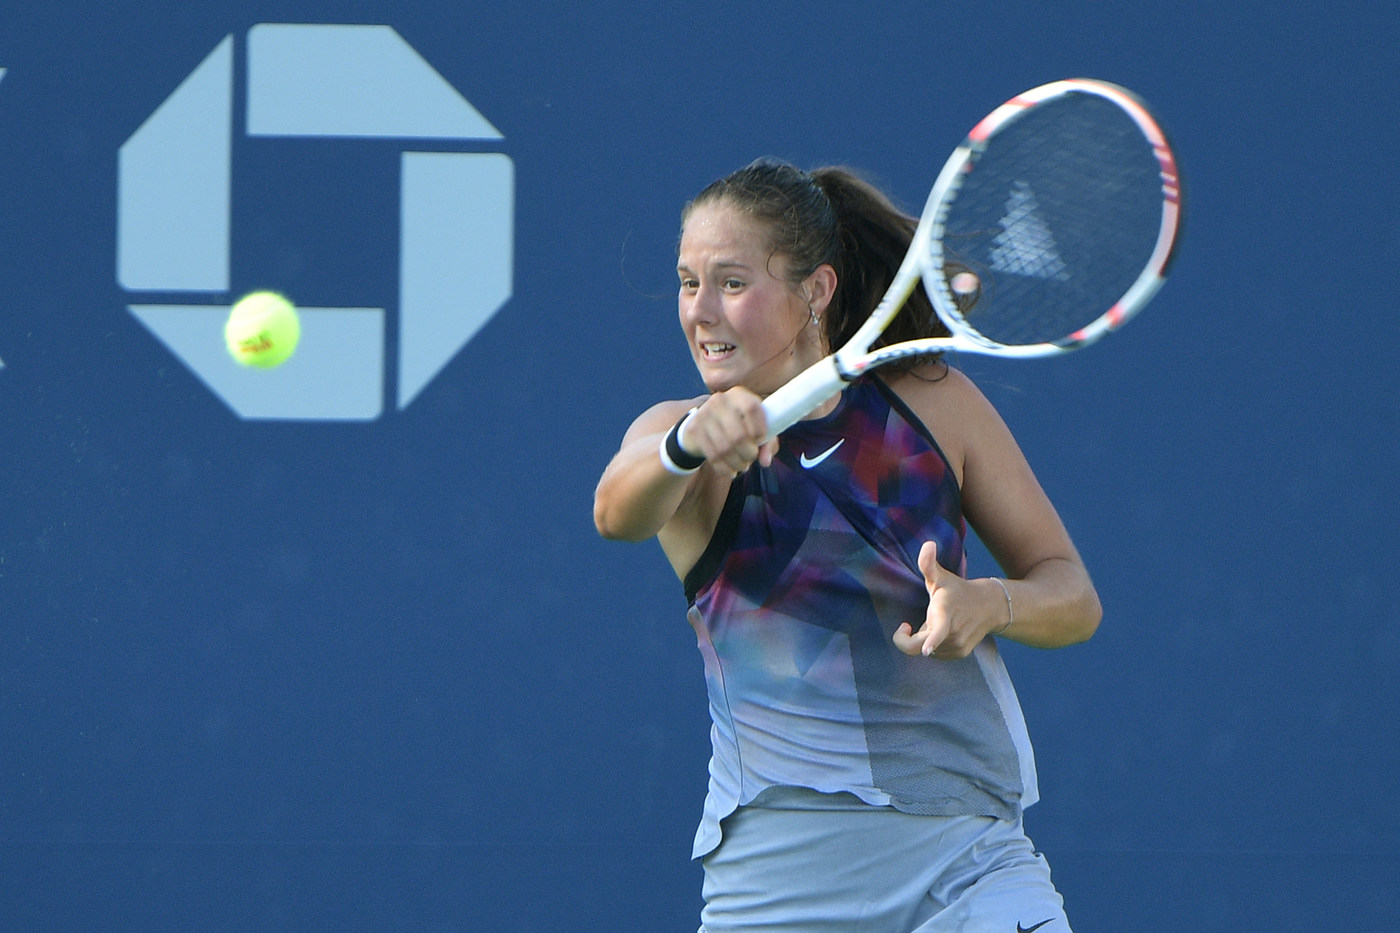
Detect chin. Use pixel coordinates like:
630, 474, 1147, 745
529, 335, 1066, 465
696, 364, 738, 394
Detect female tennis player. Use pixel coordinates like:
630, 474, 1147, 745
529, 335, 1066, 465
594, 159, 1102, 933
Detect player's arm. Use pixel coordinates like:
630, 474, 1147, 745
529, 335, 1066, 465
594, 388, 777, 544
951, 372, 1102, 648
594, 398, 706, 542
891, 368, 1101, 656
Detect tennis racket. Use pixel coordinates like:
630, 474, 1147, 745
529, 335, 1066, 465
761, 77, 1182, 439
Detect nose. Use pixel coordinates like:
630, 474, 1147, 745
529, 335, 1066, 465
680, 281, 718, 328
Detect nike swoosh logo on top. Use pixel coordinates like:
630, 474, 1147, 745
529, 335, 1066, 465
1017, 920, 1055, 933
798, 438, 845, 469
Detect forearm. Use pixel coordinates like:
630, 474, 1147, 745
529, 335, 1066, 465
992, 556, 1102, 649
594, 430, 696, 541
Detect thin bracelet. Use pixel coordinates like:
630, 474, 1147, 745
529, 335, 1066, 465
990, 578, 1014, 636
659, 408, 705, 475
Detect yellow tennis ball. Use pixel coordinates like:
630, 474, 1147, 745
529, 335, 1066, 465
225, 291, 300, 368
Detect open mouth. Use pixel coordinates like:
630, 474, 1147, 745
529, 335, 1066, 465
700, 341, 735, 360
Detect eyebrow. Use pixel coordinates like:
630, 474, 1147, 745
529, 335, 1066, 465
676, 259, 754, 274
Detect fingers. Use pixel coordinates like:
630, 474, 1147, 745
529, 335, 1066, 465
686, 389, 771, 474
915, 540, 953, 654
918, 540, 944, 588
892, 621, 922, 656
757, 438, 780, 469
893, 619, 949, 658
919, 610, 951, 657
895, 539, 977, 659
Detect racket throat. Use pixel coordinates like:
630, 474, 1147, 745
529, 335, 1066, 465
759, 355, 853, 440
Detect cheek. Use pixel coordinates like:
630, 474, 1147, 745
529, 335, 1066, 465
738, 293, 802, 339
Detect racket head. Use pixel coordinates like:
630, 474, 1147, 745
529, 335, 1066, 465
919, 78, 1182, 356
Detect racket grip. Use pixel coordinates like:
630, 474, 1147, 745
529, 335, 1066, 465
760, 357, 847, 441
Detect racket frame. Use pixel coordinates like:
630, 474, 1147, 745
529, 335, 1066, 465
760, 78, 1181, 440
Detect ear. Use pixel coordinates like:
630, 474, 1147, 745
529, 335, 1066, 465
803, 263, 838, 317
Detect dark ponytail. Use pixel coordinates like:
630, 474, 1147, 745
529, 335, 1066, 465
810, 167, 950, 364
685, 159, 955, 374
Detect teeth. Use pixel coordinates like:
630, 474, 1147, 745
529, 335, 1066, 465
702, 342, 734, 354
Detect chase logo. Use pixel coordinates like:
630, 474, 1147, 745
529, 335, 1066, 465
118, 24, 513, 420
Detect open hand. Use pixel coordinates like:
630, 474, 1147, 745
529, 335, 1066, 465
893, 541, 995, 660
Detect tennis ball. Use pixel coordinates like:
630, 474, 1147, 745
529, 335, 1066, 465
225, 291, 300, 368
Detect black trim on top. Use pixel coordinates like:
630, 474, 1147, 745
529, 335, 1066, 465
869, 374, 962, 503
683, 474, 746, 605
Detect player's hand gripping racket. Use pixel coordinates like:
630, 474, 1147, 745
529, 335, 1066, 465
761, 78, 1182, 439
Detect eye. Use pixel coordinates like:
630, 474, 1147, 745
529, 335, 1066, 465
722, 278, 745, 292
678, 275, 698, 291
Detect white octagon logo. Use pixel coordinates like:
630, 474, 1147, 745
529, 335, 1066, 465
118, 24, 513, 420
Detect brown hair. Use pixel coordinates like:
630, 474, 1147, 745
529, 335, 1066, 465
683, 159, 952, 371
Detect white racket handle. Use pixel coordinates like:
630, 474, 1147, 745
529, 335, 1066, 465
760, 356, 848, 441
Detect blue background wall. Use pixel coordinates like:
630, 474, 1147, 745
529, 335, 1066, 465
3, 1, 1397, 930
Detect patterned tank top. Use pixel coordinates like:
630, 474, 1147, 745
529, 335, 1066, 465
684, 375, 1038, 858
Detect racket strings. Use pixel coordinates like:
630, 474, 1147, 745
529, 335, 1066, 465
939, 94, 1168, 346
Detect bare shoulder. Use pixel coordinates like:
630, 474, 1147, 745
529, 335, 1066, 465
612, 393, 734, 575
883, 363, 1009, 484
621, 394, 708, 445
884, 361, 991, 406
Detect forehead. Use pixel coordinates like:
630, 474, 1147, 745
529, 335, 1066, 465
678, 200, 773, 264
